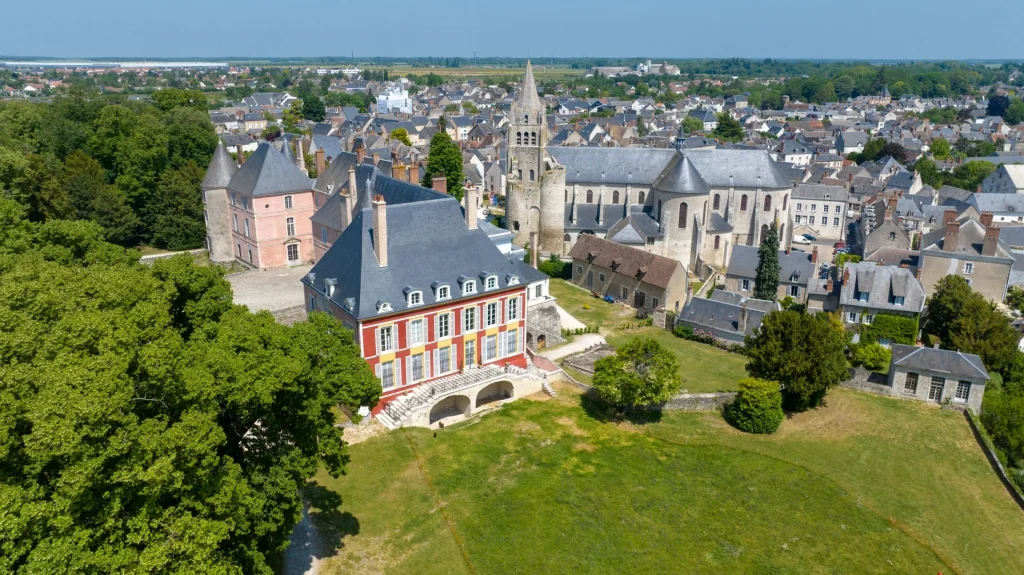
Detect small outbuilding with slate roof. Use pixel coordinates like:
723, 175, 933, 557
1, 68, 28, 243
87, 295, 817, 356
886, 344, 989, 411
675, 291, 779, 344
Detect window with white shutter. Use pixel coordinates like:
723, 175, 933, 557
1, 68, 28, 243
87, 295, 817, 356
498, 331, 506, 358
424, 350, 431, 379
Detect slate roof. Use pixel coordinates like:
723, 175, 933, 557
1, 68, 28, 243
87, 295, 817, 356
969, 193, 1024, 214
677, 295, 775, 338
567, 233, 682, 289
227, 142, 314, 197
604, 209, 663, 245
727, 245, 815, 284
921, 218, 1014, 260
890, 344, 990, 381
305, 179, 531, 321
201, 141, 238, 189
793, 183, 849, 202
310, 135, 345, 161
549, 147, 677, 185
653, 154, 711, 195
839, 261, 926, 313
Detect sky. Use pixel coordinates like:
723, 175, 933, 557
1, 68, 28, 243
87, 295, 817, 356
3, 0, 1023, 61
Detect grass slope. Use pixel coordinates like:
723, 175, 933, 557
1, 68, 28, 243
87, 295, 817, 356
607, 327, 748, 393
548, 279, 634, 329
307, 388, 1024, 574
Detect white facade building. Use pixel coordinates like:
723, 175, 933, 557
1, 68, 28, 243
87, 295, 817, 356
376, 85, 412, 114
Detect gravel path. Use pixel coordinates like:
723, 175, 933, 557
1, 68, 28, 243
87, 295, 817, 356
539, 333, 607, 361
283, 503, 323, 575
555, 303, 587, 330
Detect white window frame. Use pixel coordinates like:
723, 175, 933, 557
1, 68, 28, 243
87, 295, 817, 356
963, 262, 974, 275
438, 345, 452, 374
833, 217, 840, 226
847, 312, 858, 323
436, 285, 451, 301
741, 279, 751, 291
506, 297, 520, 322
378, 325, 394, 353
955, 381, 971, 403
485, 302, 498, 327
437, 313, 451, 340
484, 334, 497, 361
463, 306, 477, 332
410, 353, 425, 382
284, 195, 293, 209
904, 372, 919, 394
408, 291, 423, 307
286, 243, 300, 263
463, 280, 477, 296
506, 328, 518, 356
286, 217, 296, 237
485, 276, 498, 291
408, 318, 424, 346
379, 360, 395, 389
464, 339, 476, 368
233, 214, 239, 232
835, 205, 842, 213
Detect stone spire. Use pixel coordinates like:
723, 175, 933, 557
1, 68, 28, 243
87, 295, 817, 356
281, 136, 296, 165
201, 140, 238, 189
512, 60, 542, 119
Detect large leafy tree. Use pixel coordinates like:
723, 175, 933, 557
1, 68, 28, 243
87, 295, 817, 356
302, 96, 326, 122
753, 222, 780, 301
930, 137, 951, 160
422, 117, 465, 201
151, 88, 209, 113
165, 107, 218, 169
745, 310, 848, 411
147, 161, 207, 250
592, 336, 681, 411
711, 112, 744, 142
988, 95, 1011, 118
925, 275, 1018, 375
0, 200, 380, 573
681, 116, 704, 134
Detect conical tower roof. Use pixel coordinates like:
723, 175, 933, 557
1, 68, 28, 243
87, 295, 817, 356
201, 141, 238, 189
512, 60, 542, 117
653, 152, 711, 195
281, 136, 296, 164
227, 142, 314, 197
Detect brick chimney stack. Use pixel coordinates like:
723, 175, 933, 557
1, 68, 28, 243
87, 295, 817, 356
943, 220, 959, 252
811, 245, 818, 263
464, 185, 478, 231
372, 194, 388, 267
315, 149, 326, 175
392, 162, 403, 180
843, 267, 851, 286
983, 216, 1001, 257
432, 176, 448, 194
980, 211, 993, 228
887, 195, 898, 222
355, 139, 366, 164
372, 152, 380, 165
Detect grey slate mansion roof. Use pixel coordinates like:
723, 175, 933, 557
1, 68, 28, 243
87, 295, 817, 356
546, 147, 793, 190
676, 292, 779, 339
890, 344, 989, 381
839, 262, 925, 313
227, 142, 314, 197
305, 175, 538, 321
920, 218, 1015, 261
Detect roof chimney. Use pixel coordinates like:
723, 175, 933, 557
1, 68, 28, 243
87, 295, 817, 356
983, 222, 1001, 257
976, 184, 982, 194
887, 195, 898, 222
464, 185, 478, 230
315, 149, 326, 175
943, 220, 959, 252
356, 139, 366, 163
372, 152, 380, 165
842, 267, 850, 286
348, 166, 357, 198
739, 301, 748, 333
392, 162, 403, 179
432, 176, 448, 194
372, 194, 388, 267
980, 211, 993, 228
811, 245, 818, 263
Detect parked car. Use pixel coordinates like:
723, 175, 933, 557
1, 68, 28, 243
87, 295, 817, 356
835, 247, 850, 255
802, 233, 817, 242
792, 235, 812, 245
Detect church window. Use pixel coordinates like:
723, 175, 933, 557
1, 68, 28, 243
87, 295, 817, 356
713, 194, 720, 210
678, 202, 687, 228
638, 191, 646, 203
524, 114, 529, 123
586, 190, 593, 203
763, 195, 772, 212
531, 132, 537, 145
740, 195, 748, 210
612, 190, 619, 204
518, 169, 523, 180
516, 131, 522, 145
563, 234, 570, 241
513, 220, 520, 231
529, 169, 535, 181
783, 195, 788, 210
714, 235, 720, 249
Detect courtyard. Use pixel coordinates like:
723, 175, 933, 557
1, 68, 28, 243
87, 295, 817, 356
299, 386, 1024, 574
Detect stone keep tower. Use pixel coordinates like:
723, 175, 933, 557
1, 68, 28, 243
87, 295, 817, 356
505, 61, 565, 254
201, 141, 239, 263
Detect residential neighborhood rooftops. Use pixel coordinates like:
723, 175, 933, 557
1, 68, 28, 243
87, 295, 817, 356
839, 261, 926, 313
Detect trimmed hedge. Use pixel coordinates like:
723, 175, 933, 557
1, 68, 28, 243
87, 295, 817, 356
726, 377, 784, 434
859, 313, 918, 345
851, 342, 891, 371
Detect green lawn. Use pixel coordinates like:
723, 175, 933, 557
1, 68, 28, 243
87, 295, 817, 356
607, 327, 748, 393
548, 279, 633, 329
305, 388, 1024, 574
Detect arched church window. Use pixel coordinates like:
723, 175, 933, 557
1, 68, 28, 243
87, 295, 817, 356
713, 194, 720, 210
638, 191, 646, 204
783, 195, 788, 210
764, 195, 772, 212
714, 235, 720, 249
678, 202, 687, 228
563, 234, 570, 241
586, 190, 593, 203
518, 169, 523, 180
529, 169, 535, 181
516, 131, 522, 145
740, 195, 748, 210
531, 132, 537, 145
565, 189, 569, 202
524, 114, 529, 123
612, 190, 619, 204
513, 220, 520, 231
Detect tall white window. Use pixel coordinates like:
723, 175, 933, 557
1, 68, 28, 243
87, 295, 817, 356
284, 195, 293, 209
741, 279, 750, 291
463, 281, 477, 295
484, 334, 497, 361
963, 262, 974, 275
286, 217, 296, 237
378, 325, 394, 353
463, 307, 477, 331
233, 214, 239, 232
506, 328, 518, 355
833, 217, 840, 226
904, 372, 919, 394
464, 340, 476, 367
507, 297, 520, 322
835, 205, 841, 213
438, 346, 451, 374
437, 313, 451, 339
287, 244, 299, 262
244, 219, 250, 237
955, 381, 971, 403
485, 302, 498, 327
379, 360, 394, 389
410, 353, 424, 382
408, 319, 424, 346
486, 276, 497, 290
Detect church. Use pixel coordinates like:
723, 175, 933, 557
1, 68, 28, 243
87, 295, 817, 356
505, 63, 797, 275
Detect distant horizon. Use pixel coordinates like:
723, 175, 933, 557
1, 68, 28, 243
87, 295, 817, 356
2, 56, 1022, 63
4, 0, 1023, 61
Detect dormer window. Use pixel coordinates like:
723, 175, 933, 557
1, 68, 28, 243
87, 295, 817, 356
507, 274, 520, 286
408, 291, 423, 306
485, 276, 498, 290
893, 296, 905, 306
377, 301, 393, 314
463, 281, 477, 296
436, 285, 451, 301
858, 291, 869, 302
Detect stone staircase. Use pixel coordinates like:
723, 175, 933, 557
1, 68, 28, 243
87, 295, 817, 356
376, 362, 545, 429
542, 381, 557, 397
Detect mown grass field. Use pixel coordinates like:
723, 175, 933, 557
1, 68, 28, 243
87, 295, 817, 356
305, 387, 1024, 574
548, 279, 634, 329
606, 327, 748, 393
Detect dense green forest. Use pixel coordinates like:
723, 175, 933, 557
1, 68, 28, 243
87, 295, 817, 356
0, 87, 217, 250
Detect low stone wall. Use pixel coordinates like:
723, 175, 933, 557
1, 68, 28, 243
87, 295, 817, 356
841, 366, 893, 396
563, 344, 616, 375
964, 411, 1024, 513
138, 248, 208, 265
272, 305, 308, 326
555, 368, 735, 412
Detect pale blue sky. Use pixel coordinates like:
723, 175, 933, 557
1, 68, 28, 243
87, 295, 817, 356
3, 0, 1022, 60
